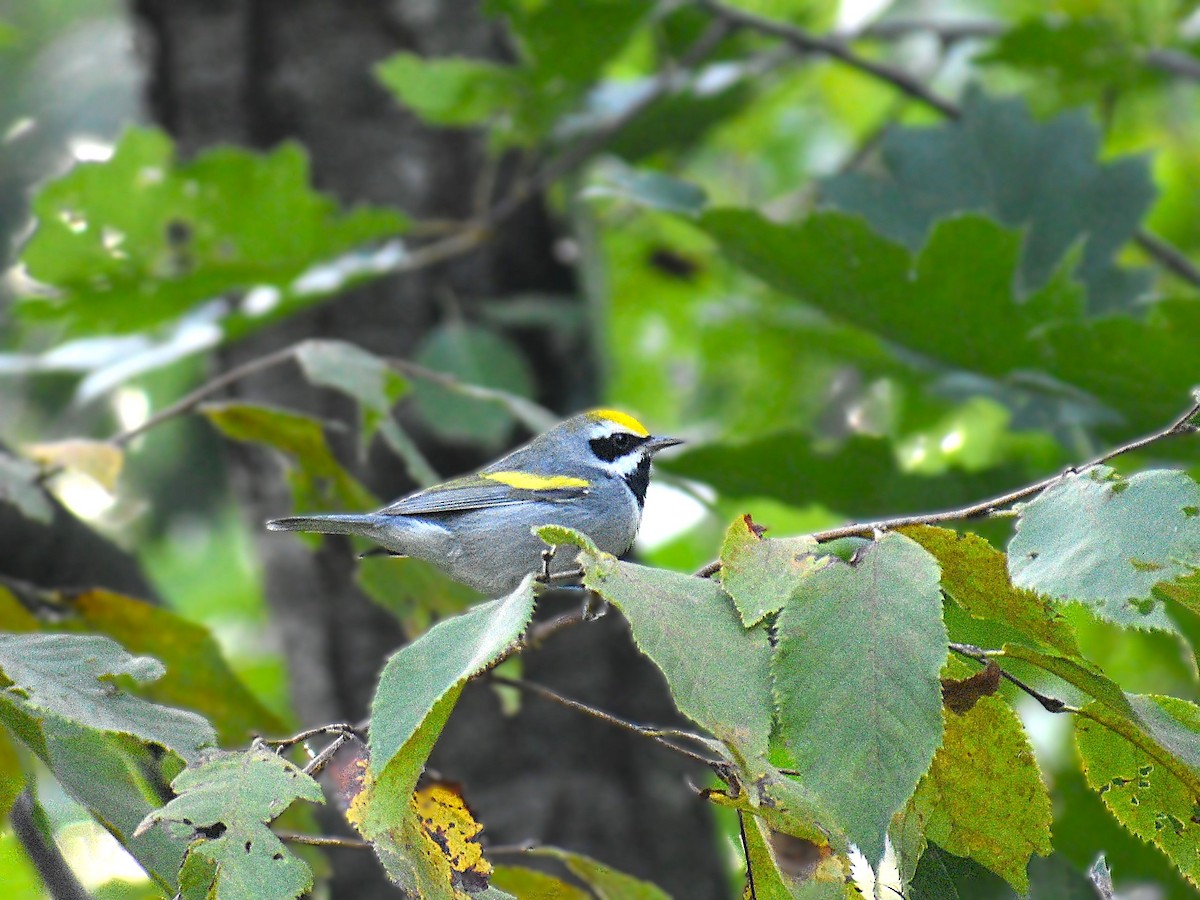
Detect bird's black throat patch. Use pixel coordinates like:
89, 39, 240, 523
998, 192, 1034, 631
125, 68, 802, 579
624, 455, 652, 508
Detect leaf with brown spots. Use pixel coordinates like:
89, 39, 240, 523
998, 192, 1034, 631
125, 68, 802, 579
941, 661, 1002, 715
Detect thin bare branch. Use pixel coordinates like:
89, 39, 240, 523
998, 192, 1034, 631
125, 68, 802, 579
487, 674, 723, 769
699, 0, 962, 118
698, 395, 1200, 575
111, 344, 300, 447
1135, 228, 1200, 289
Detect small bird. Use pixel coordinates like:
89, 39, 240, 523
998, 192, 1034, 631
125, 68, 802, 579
266, 409, 682, 596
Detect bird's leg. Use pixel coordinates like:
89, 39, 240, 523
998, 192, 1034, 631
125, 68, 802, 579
538, 545, 557, 583
581, 589, 608, 621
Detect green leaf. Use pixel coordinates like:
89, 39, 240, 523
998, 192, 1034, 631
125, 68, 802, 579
201, 401, 376, 514
535, 523, 599, 554
410, 324, 537, 449
576, 549, 773, 762
490, 865, 590, 899
42, 718, 189, 886
1075, 695, 1200, 888
981, 17, 1147, 92
367, 576, 535, 797
1004, 644, 1200, 800
351, 578, 535, 890
0, 584, 283, 745
738, 812, 853, 900
664, 432, 1033, 522
494, 0, 652, 87
908, 662, 1052, 892
375, 53, 522, 126
697, 209, 1080, 378
136, 746, 324, 900
0, 450, 52, 523
584, 164, 708, 216
19, 128, 406, 335
901, 525, 1081, 657
718, 514, 821, 627
524, 847, 670, 899
293, 339, 437, 484
819, 90, 1153, 312
773, 533, 947, 862
0, 632, 215, 762
1009, 467, 1200, 630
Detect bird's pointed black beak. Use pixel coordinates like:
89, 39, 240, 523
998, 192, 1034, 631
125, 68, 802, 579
644, 435, 684, 453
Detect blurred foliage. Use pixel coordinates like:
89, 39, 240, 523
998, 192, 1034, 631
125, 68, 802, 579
2, 0, 1200, 896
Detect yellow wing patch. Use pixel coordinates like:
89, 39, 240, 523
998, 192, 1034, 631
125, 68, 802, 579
586, 408, 649, 437
483, 471, 590, 490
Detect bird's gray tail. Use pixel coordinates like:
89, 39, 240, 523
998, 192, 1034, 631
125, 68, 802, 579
265, 513, 377, 537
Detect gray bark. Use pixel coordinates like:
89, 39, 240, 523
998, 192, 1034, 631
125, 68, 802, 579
129, 1, 725, 896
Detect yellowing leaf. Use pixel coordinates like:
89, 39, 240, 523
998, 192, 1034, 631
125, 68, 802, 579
25, 439, 124, 492
414, 782, 491, 891
909, 662, 1052, 893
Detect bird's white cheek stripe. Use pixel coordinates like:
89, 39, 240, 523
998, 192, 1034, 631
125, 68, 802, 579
604, 450, 648, 478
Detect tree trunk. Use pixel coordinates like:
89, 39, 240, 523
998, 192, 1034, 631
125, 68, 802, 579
129, 1, 725, 896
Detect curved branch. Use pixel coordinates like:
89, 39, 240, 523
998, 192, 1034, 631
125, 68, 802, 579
698, 395, 1200, 576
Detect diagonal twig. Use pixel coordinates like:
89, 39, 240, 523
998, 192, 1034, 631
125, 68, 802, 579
697, 395, 1200, 576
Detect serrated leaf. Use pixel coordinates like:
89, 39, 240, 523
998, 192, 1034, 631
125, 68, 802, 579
351, 578, 535, 891
719, 514, 821, 627
773, 533, 947, 862
524, 847, 670, 899
375, 53, 522, 127
820, 89, 1153, 312
137, 746, 324, 900
1004, 644, 1200, 799
0, 584, 284, 745
576, 548, 773, 762
410, 324, 537, 449
24, 439, 124, 491
902, 525, 1081, 657
1009, 467, 1200, 631
1075, 695, 1200, 887
534, 523, 599, 554
0, 450, 52, 523
698, 209, 1082, 378
201, 401, 376, 514
0, 633, 215, 761
909, 661, 1052, 892
19, 127, 406, 335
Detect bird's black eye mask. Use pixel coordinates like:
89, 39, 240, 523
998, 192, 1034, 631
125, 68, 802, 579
589, 432, 649, 462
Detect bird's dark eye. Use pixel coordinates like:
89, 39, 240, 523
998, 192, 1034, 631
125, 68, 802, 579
589, 432, 643, 462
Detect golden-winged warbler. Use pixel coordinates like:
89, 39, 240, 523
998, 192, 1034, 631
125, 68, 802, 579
266, 409, 682, 596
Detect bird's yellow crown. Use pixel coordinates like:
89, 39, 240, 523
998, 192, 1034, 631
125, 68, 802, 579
586, 408, 649, 437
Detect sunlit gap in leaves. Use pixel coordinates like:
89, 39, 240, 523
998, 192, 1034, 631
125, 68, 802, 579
636, 478, 713, 551
53, 468, 116, 520
112, 386, 150, 432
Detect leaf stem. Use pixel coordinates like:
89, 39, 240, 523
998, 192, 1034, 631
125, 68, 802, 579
948, 643, 1070, 714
